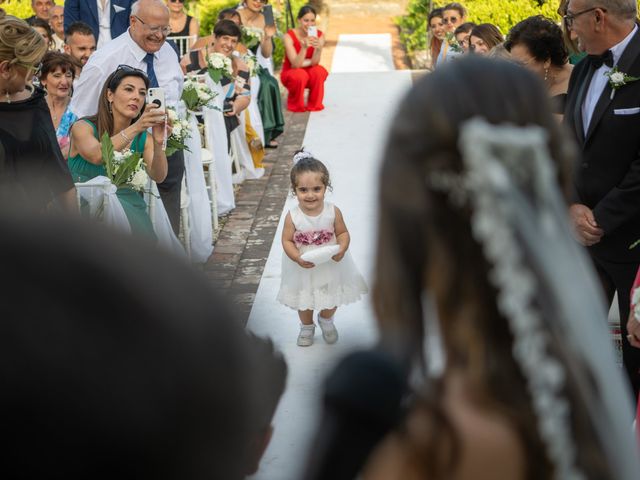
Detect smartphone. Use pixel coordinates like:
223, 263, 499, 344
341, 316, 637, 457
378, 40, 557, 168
263, 4, 275, 26
146, 87, 165, 111
308, 26, 318, 37
223, 97, 234, 113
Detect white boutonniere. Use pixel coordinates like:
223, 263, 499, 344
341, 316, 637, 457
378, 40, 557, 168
605, 66, 640, 99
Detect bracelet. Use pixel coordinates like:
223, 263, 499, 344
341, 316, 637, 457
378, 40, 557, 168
120, 130, 131, 143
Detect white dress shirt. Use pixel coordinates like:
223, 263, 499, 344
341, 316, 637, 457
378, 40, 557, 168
70, 29, 183, 119
97, 0, 112, 49
582, 24, 637, 133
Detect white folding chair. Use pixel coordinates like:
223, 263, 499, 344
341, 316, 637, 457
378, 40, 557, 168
170, 35, 197, 58
200, 147, 218, 232
75, 177, 131, 235
180, 177, 192, 258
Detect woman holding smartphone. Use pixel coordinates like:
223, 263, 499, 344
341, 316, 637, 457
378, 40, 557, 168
281, 5, 328, 112
68, 66, 170, 239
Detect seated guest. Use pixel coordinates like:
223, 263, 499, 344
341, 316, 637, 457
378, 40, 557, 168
64, 20, 97, 74
505, 16, 573, 118
24, 0, 54, 23
68, 67, 168, 238
428, 8, 445, 69
166, 0, 199, 55
0, 11, 76, 213
469, 23, 503, 56
48, 5, 65, 51
281, 5, 328, 112
30, 17, 54, 50
454, 21, 476, 53
238, 0, 284, 148
437, 2, 467, 66
64, 0, 134, 49
39, 51, 76, 158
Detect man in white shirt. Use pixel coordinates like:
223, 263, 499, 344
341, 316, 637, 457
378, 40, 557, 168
70, 0, 184, 233
48, 5, 65, 52
564, 0, 640, 399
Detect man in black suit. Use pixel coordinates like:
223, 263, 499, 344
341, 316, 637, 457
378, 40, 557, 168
564, 0, 640, 397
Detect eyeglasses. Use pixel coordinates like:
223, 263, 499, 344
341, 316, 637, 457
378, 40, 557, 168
133, 15, 171, 36
563, 6, 606, 29
443, 16, 460, 25
169, 0, 185, 3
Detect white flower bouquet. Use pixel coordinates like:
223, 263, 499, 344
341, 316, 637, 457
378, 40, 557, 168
241, 25, 263, 49
206, 51, 233, 84
181, 76, 218, 111
100, 133, 148, 191
242, 52, 260, 78
165, 107, 192, 157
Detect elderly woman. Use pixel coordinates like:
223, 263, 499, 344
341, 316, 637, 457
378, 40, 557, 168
0, 12, 75, 212
39, 51, 76, 157
68, 67, 168, 238
469, 23, 504, 56
281, 5, 328, 112
505, 16, 573, 117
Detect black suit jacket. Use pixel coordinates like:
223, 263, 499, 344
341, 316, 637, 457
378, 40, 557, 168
565, 28, 640, 262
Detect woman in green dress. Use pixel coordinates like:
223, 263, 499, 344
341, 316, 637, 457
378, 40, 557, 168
68, 66, 169, 238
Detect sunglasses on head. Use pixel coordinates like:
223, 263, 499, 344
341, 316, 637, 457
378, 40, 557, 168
169, 0, 185, 3
109, 64, 149, 88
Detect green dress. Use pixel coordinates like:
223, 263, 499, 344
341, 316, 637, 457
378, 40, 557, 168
68, 120, 156, 240
251, 45, 285, 144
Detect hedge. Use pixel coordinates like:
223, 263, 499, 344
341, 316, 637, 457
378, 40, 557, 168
1, 0, 36, 19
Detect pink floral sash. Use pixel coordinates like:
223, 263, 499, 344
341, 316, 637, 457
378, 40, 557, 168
293, 229, 334, 247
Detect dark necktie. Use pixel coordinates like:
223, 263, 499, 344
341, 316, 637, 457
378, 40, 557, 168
144, 53, 159, 88
587, 49, 614, 69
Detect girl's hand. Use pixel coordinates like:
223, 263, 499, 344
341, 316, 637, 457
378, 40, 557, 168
332, 250, 345, 262
296, 256, 315, 269
151, 117, 170, 145
308, 36, 320, 49
299, 36, 309, 49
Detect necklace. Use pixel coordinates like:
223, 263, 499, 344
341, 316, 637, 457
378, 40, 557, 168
47, 96, 68, 124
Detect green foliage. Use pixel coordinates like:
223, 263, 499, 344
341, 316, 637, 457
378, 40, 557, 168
1, 0, 36, 19
396, 0, 563, 66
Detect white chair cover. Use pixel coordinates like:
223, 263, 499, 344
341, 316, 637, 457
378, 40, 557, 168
247, 72, 265, 145
256, 47, 274, 76
232, 122, 264, 180
183, 112, 214, 263
76, 176, 131, 235
145, 180, 186, 258
204, 76, 235, 215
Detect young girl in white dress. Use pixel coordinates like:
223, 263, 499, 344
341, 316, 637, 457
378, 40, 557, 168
277, 151, 368, 346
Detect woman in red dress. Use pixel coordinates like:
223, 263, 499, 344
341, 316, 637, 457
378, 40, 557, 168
281, 5, 328, 112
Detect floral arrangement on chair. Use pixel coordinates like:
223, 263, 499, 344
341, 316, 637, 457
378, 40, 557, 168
166, 107, 192, 157
206, 51, 234, 83
181, 76, 218, 112
100, 133, 148, 192
242, 52, 260, 78
241, 25, 263, 49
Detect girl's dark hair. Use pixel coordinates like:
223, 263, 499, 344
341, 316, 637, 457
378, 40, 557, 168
427, 7, 443, 26
442, 2, 466, 17
470, 23, 504, 51
297, 5, 317, 19
454, 21, 476, 36
29, 17, 52, 45
218, 8, 240, 23
85, 66, 149, 138
39, 51, 76, 82
504, 15, 569, 67
289, 151, 331, 193
374, 57, 611, 479
213, 19, 241, 39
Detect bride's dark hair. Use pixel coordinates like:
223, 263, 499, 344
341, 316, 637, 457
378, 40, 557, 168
373, 57, 612, 479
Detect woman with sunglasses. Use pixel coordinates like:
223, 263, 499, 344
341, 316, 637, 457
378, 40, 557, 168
238, 0, 284, 148
0, 12, 76, 213
166, 0, 199, 54
68, 66, 169, 238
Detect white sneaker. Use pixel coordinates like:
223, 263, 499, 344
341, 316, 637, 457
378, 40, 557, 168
317, 314, 339, 344
297, 324, 315, 347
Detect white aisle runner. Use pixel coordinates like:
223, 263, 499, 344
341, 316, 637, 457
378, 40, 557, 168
247, 35, 413, 480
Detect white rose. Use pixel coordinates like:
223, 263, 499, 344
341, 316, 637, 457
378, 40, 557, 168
610, 72, 625, 84
167, 108, 178, 122
129, 168, 148, 191
173, 124, 182, 137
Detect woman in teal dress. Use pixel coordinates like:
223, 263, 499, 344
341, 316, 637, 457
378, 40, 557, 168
68, 66, 169, 238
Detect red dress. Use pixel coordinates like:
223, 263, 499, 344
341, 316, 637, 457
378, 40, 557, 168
280, 29, 329, 112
